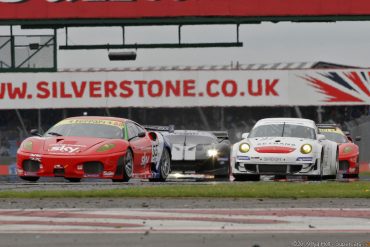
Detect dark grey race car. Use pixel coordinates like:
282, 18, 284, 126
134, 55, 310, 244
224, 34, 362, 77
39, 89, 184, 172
145, 126, 230, 178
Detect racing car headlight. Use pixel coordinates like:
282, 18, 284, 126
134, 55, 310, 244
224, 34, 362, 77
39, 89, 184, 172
239, 143, 250, 153
343, 146, 353, 154
97, 143, 116, 152
207, 149, 218, 157
300, 144, 312, 154
23, 141, 33, 151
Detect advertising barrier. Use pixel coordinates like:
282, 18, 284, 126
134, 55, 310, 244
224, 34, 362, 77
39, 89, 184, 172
0, 69, 369, 109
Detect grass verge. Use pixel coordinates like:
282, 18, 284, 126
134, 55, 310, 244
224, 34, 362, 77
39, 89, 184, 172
0, 181, 369, 198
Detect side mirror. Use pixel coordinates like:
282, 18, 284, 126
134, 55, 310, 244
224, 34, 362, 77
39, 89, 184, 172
30, 129, 41, 137
317, 134, 326, 141
241, 133, 249, 139
355, 136, 361, 142
138, 132, 146, 138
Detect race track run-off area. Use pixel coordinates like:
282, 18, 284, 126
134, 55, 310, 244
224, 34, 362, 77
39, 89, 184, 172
0, 208, 369, 234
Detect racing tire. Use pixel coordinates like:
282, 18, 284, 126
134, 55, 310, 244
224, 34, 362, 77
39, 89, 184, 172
65, 178, 81, 183
149, 148, 171, 182
233, 174, 260, 181
112, 149, 133, 182
19, 176, 39, 182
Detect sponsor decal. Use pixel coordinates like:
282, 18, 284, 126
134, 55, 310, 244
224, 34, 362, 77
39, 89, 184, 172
256, 142, 296, 147
237, 156, 250, 161
30, 153, 42, 162
263, 157, 283, 162
56, 119, 124, 128
24, 171, 37, 176
84, 173, 100, 178
103, 171, 114, 177
318, 127, 344, 135
296, 157, 313, 162
48, 144, 85, 153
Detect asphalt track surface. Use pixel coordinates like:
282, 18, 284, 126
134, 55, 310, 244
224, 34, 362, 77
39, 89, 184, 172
0, 176, 369, 247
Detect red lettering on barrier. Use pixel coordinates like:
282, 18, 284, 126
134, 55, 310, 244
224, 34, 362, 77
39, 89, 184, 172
104, 80, 117, 97
89, 81, 102, 97
222, 80, 237, 97
0, 83, 6, 99
134, 80, 147, 97
265, 79, 279, 96
206, 80, 219, 97
148, 80, 163, 97
120, 80, 133, 98
183, 80, 195, 97
166, 80, 180, 97
60, 82, 72, 98
36, 81, 50, 99
248, 79, 263, 96
52, 82, 58, 98
7, 82, 27, 99
71, 81, 86, 98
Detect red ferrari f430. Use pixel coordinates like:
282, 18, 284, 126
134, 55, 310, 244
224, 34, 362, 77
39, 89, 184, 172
17, 116, 172, 182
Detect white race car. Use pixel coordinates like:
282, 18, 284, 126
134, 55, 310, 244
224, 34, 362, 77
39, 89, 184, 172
231, 118, 338, 181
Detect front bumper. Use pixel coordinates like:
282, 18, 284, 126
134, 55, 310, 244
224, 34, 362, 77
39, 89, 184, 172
339, 155, 359, 175
17, 150, 125, 179
171, 157, 229, 176
232, 154, 319, 176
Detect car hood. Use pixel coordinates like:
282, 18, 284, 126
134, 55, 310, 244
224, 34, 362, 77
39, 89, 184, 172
247, 137, 314, 152
43, 136, 106, 155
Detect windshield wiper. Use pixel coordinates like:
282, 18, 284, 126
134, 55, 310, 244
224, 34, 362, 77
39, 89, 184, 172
48, 132, 63, 137
281, 122, 286, 137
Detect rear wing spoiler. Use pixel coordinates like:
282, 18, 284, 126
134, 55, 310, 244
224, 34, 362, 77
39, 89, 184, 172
316, 124, 338, 130
143, 125, 175, 133
210, 131, 229, 140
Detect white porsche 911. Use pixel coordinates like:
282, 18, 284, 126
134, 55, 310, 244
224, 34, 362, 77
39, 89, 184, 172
231, 118, 339, 181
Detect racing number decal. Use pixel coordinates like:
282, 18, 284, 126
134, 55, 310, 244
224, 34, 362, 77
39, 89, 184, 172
141, 154, 150, 167
151, 133, 164, 164
152, 144, 159, 163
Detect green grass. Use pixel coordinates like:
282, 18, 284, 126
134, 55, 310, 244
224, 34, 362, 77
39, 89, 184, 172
0, 181, 370, 198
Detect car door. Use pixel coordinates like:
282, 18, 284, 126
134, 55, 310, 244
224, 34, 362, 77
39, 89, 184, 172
135, 124, 153, 176
126, 122, 151, 176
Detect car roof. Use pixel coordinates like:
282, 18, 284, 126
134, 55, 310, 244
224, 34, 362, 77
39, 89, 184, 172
255, 118, 316, 128
66, 116, 127, 123
167, 130, 217, 138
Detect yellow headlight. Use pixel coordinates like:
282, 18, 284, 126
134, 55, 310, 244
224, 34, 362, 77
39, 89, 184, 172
97, 143, 116, 152
239, 143, 250, 153
343, 146, 353, 154
23, 141, 33, 151
300, 144, 312, 154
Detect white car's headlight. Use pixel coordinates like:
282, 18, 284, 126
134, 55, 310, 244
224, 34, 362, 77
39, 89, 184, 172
239, 143, 250, 153
300, 144, 312, 154
207, 149, 218, 157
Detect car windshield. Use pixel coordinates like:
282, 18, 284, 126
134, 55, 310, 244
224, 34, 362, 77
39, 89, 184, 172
167, 134, 217, 145
44, 123, 124, 139
320, 131, 348, 143
249, 124, 316, 140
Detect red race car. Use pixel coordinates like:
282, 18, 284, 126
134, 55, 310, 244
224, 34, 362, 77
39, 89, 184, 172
17, 116, 172, 182
318, 124, 360, 178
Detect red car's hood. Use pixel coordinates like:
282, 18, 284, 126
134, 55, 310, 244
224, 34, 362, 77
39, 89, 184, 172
338, 142, 359, 157
43, 136, 106, 155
